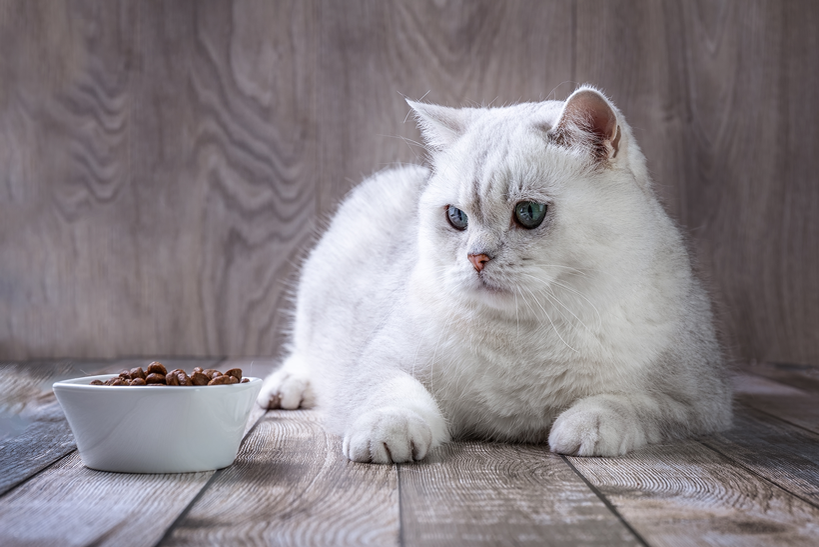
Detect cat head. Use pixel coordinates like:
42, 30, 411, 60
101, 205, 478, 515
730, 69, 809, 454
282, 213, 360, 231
408, 87, 656, 316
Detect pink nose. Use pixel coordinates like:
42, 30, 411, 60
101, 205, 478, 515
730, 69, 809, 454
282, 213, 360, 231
468, 253, 491, 272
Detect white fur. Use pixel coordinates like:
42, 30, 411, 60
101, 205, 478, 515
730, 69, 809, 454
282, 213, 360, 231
258, 87, 732, 462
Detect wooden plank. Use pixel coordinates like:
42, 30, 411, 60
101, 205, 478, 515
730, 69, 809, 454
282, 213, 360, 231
0, 400, 76, 497
778, 1, 819, 366
741, 362, 819, 396
567, 440, 819, 546
702, 404, 819, 507
733, 371, 819, 435
0, 0, 145, 359
400, 442, 641, 546
159, 409, 400, 547
0, 451, 214, 547
164, 0, 319, 357
0, 0, 318, 359
0, 360, 113, 495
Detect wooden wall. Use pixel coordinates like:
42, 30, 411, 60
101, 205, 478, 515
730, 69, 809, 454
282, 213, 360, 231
1, 1, 817, 366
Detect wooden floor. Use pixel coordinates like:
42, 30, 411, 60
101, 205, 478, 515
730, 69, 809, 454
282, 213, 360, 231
1, 359, 818, 546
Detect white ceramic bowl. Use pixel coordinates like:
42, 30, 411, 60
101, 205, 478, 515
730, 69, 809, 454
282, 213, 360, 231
53, 374, 262, 473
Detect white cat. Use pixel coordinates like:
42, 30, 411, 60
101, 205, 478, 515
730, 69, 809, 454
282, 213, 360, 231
257, 86, 732, 463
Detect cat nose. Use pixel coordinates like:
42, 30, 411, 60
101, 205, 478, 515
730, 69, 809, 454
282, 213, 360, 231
468, 253, 491, 272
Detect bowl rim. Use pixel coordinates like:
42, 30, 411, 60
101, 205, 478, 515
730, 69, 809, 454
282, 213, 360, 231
53, 373, 262, 391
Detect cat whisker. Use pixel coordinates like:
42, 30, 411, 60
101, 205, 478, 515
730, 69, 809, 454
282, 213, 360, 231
520, 273, 603, 330
548, 279, 604, 330
514, 287, 520, 337
537, 287, 572, 324
544, 287, 595, 334
427, 319, 449, 396
539, 264, 597, 277
518, 286, 579, 354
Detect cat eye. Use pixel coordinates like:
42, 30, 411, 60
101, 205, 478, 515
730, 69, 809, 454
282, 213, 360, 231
514, 201, 547, 229
446, 205, 468, 231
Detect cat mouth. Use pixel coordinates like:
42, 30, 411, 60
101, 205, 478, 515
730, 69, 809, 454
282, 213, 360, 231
473, 273, 509, 294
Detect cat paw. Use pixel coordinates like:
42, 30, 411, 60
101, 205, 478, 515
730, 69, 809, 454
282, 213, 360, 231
548, 402, 645, 457
343, 407, 434, 464
256, 367, 315, 410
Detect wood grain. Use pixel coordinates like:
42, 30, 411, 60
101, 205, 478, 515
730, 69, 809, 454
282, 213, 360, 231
0, 360, 112, 495
160, 409, 400, 547
704, 405, 819, 507
1, 359, 819, 545
400, 442, 640, 546
0, 1, 817, 368
0, 400, 76, 497
568, 440, 819, 546
0, 451, 214, 547
733, 371, 819, 435
0, 0, 318, 359
742, 362, 819, 396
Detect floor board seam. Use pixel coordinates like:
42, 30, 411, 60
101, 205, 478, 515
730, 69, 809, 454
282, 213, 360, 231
397, 464, 405, 547
153, 469, 222, 547
0, 447, 77, 499
559, 454, 651, 547
738, 401, 819, 437
698, 439, 819, 512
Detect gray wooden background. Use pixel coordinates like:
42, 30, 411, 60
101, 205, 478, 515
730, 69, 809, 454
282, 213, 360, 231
1, 1, 817, 366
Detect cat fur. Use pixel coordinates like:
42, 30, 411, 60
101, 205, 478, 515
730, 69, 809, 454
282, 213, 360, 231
257, 86, 732, 463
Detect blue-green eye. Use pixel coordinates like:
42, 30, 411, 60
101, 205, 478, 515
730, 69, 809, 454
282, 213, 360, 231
514, 201, 547, 229
446, 205, 468, 230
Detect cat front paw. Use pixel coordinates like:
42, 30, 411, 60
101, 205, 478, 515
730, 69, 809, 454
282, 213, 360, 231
256, 367, 314, 410
548, 400, 646, 457
343, 407, 435, 464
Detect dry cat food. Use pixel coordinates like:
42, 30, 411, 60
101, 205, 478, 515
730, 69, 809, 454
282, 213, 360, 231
90, 362, 250, 387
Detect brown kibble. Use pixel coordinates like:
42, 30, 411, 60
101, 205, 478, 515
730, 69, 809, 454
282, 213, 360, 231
225, 368, 243, 381
190, 371, 209, 385
147, 362, 167, 376
145, 372, 166, 384
94, 364, 245, 387
177, 371, 193, 386
208, 375, 238, 385
130, 367, 146, 380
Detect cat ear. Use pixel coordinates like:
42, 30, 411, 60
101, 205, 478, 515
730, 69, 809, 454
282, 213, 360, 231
549, 86, 622, 163
407, 100, 472, 150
